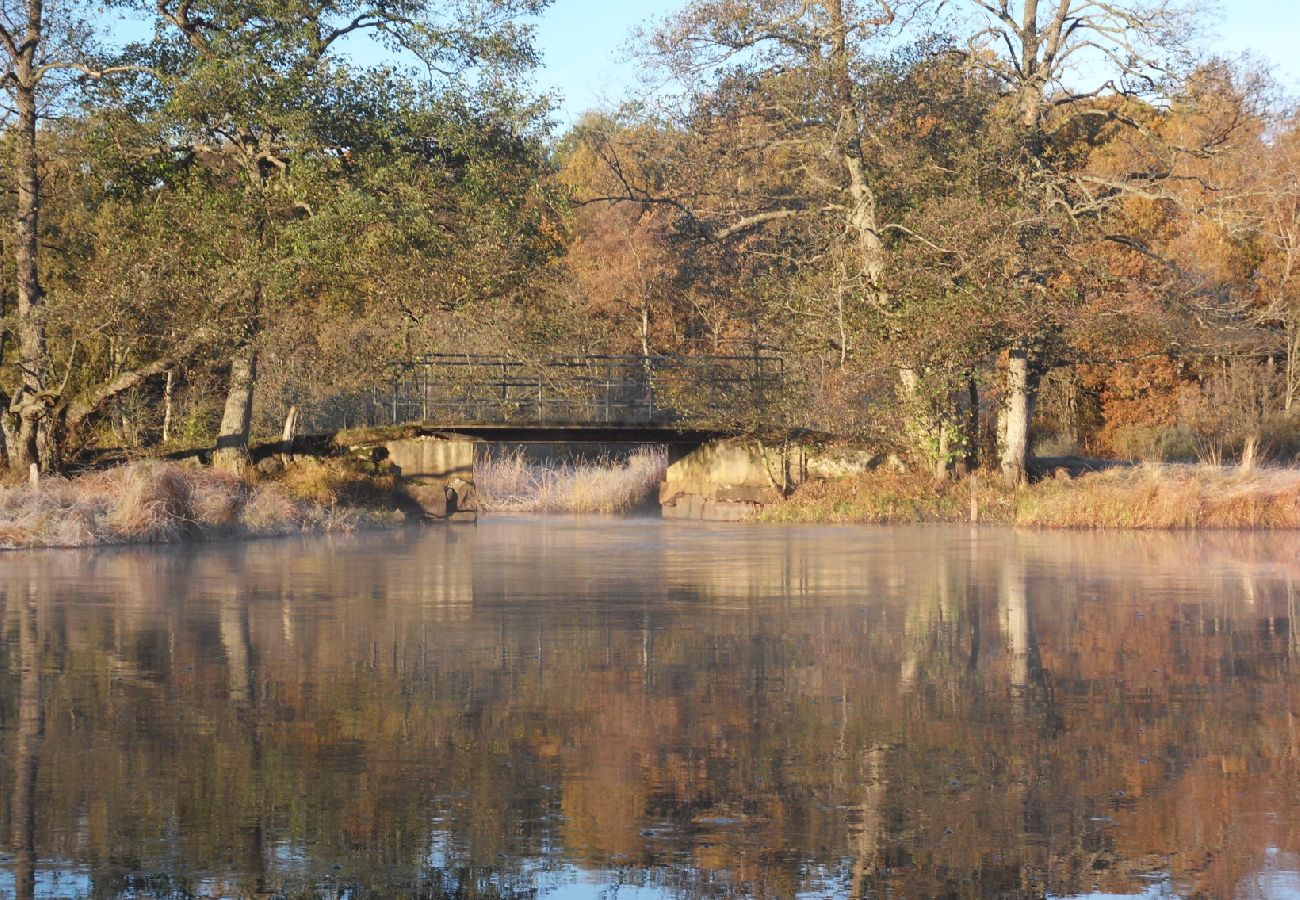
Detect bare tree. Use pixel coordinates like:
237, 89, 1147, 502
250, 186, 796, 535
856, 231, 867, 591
621, 1, 982, 461
952, 0, 1222, 484
1248, 116, 1300, 411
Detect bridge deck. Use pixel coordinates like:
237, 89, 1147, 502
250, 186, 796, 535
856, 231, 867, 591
350, 424, 729, 445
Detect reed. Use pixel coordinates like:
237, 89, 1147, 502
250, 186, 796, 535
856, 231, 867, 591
476, 447, 667, 514
1017, 464, 1300, 529
763, 463, 1300, 529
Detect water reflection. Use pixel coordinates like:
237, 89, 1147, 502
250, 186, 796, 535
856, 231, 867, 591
1, 522, 1299, 898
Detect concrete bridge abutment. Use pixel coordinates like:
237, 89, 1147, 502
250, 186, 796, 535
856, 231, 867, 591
383, 435, 479, 522
660, 439, 878, 521
660, 440, 797, 521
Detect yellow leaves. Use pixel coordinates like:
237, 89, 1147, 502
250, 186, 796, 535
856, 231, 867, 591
912, 113, 941, 138
536, 211, 567, 245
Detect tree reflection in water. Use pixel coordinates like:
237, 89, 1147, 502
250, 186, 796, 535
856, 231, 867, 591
1, 522, 1298, 899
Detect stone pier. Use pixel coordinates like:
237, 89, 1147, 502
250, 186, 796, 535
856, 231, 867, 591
383, 434, 479, 522
660, 439, 878, 521
660, 440, 796, 521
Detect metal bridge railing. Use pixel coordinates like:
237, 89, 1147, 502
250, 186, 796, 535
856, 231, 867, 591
303, 353, 784, 432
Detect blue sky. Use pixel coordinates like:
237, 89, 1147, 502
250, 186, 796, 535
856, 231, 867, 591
532, 0, 1300, 126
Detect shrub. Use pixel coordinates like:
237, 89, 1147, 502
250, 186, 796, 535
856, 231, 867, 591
0, 459, 405, 550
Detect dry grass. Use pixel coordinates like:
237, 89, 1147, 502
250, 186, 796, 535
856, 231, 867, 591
764, 463, 1300, 529
1017, 463, 1300, 529
0, 460, 406, 550
280, 457, 401, 508
476, 447, 667, 514
760, 470, 1018, 525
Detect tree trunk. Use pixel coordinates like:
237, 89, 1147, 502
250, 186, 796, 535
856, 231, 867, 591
11, 72, 48, 474
35, 416, 59, 474
1060, 368, 1080, 449
827, 0, 885, 296
214, 348, 257, 473
828, 0, 950, 473
280, 404, 299, 458
1286, 322, 1299, 413
934, 426, 951, 482
899, 367, 958, 480
897, 367, 924, 469
13, 412, 39, 474
1, 410, 18, 470
162, 369, 175, 443
965, 373, 980, 471
999, 346, 1040, 487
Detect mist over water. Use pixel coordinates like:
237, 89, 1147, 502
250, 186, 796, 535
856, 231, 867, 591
1, 521, 1299, 898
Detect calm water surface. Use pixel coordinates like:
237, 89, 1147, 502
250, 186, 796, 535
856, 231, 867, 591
1, 520, 1299, 899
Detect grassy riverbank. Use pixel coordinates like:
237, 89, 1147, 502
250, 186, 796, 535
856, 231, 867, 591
0, 459, 410, 549
760, 464, 1300, 529
758, 470, 1014, 525
8, 454, 1295, 550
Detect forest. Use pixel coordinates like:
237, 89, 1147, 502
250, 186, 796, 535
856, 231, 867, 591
1, 0, 1298, 487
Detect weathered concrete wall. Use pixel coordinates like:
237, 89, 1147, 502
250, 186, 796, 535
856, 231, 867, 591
660, 441, 792, 521
384, 435, 478, 523
660, 440, 879, 521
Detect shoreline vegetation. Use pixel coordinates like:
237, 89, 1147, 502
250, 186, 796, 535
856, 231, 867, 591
0, 448, 676, 550
762, 463, 1300, 529
4, 452, 1300, 550
3, 0, 1299, 560
0, 459, 410, 550
475, 448, 668, 515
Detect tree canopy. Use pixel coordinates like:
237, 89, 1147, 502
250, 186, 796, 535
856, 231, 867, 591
0, 0, 1296, 476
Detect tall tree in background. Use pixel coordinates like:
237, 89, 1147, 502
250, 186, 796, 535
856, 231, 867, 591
613, 3, 1050, 471
554, 114, 688, 356
1249, 114, 1300, 411
628, 3, 932, 408
950, 0, 1233, 483
136, 0, 549, 471
0, 0, 138, 470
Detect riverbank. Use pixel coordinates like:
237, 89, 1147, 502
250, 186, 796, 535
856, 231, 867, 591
760, 464, 1300, 529
0, 459, 411, 549
5, 455, 1296, 549
0, 449, 668, 549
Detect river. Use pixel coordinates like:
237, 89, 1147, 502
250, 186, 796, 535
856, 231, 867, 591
1, 520, 1298, 898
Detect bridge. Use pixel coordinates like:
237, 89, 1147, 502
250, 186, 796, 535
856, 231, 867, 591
276, 352, 843, 523
296, 352, 785, 439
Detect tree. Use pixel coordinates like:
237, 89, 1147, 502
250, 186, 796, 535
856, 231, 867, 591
1246, 113, 1300, 411
613, 1, 950, 440
133, 0, 550, 471
594, 4, 1063, 472
0, 0, 142, 471
949, 0, 1236, 483
553, 114, 704, 357
251, 86, 566, 432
